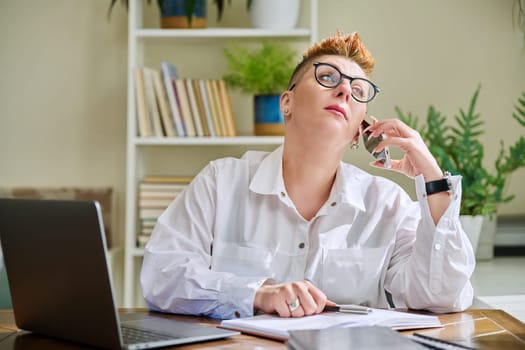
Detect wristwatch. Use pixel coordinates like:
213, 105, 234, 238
425, 171, 452, 196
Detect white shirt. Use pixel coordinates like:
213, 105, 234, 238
141, 146, 475, 319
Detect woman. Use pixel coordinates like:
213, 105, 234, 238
141, 32, 475, 319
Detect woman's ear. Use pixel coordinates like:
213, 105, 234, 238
280, 91, 292, 120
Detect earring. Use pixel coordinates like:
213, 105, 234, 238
350, 142, 359, 150
283, 108, 289, 115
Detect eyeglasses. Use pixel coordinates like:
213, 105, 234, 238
312, 62, 380, 103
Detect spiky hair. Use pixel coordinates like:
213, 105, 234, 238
288, 31, 375, 89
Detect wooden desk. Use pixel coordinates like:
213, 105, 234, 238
0, 309, 524, 349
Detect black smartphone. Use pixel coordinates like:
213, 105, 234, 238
361, 116, 391, 169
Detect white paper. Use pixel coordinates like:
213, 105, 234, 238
220, 308, 442, 340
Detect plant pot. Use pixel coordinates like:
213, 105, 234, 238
477, 215, 497, 260
160, 0, 207, 29
459, 215, 483, 256
254, 94, 284, 136
249, 0, 300, 30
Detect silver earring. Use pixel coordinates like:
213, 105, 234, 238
350, 142, 359, 150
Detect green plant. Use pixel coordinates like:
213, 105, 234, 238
223, 42, 296, 95
396, 86, 525, 216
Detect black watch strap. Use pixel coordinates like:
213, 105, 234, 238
425, 172, 451, 196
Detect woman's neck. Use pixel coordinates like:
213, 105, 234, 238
282, 138, 343, 221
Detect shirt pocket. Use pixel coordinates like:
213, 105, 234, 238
321, 246, 389, 304
211, 241, 273, 277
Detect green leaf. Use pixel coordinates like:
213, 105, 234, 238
513, 92, 525, 126
223, 42, 296, 95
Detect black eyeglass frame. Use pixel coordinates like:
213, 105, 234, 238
312, 62, 380, 103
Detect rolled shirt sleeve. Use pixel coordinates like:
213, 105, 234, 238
386, 174, 475, 312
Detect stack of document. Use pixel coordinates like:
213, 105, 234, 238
220, 308, 441, 341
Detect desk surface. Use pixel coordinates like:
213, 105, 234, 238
1, 309, 524, 349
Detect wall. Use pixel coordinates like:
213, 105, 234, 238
0, 1, 128, 248
0, 1, 523, 259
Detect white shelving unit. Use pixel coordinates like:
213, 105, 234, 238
123, 0, 318, 307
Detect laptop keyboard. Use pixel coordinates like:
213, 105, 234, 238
121, 325, 182, 344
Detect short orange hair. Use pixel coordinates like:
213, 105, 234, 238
288, 31, 375, 89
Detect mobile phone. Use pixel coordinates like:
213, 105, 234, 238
361, 116, 391, 169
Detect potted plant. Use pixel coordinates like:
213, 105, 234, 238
223, 42, 296, 135
107, 0, 238, 28
396, 86, 525, 259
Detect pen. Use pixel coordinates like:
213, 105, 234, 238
323, 304, 372, 314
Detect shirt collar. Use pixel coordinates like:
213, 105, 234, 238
333, 163, 367, 212
249, 145, 367, 212
249, 145, 285, 195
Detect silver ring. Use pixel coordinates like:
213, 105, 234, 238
288, 298, 300, 312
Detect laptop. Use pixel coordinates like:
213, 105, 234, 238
0, 198, 239, 349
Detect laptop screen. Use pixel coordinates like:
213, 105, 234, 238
0, 199, 122, 348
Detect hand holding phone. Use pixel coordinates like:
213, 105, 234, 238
361, 116, 391, 169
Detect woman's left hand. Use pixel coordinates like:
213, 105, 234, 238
365, 117, 443, 181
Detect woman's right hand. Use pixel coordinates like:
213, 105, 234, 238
253, 279, 332, 317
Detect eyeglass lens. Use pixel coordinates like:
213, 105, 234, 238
314, 62, 378, 102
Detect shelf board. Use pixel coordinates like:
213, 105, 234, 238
133, 27, 311, 39
133, 136, 284, 146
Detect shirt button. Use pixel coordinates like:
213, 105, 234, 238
330, 201, 337, 207
280, 191, 286, 197
298, 242, 305, 249
234, 311, 241, 318
434, 243, 441, 251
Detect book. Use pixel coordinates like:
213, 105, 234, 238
138, 198, 173, 208
212, 80, 228, 136
219, 308, 442, 341
141, 218, 157, 226
139, 191, 182, 199
207, 80, 226, 136
185, 79, 204, 137
141, 175, 193, 183
192, 79, 210, 136
139, 207, 165, 218
288, 326, 426, 350
137, 234, 151, 248
218, 80, 237, 136
140, 226, 154, 236
205, 79, 223, 136
161, 61, 185, 136
137, 175, 189, 245
151, 68, 176, 137
174, 79, 196, 137
198, 79, 216, 137
133, 67, 152, 137
143, 68, 164, 137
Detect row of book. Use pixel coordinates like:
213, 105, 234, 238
134, 61, 237, 138
136, 175, 192, 248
